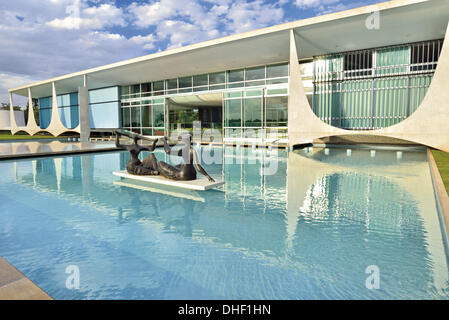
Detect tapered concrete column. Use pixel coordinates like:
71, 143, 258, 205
41, 81, 69, 136
9, 92, 18, 134
26, 88, 41, 135
288, 29, 341, 146
78, 74, 90, 142
288, 24, 449, 152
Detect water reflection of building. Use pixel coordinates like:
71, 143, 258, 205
10, 147, 449, 297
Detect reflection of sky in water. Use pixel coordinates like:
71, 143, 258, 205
0, 147, 448, 299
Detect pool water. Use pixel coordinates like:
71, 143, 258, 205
0, 146, 448, 299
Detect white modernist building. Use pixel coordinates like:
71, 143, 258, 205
7, 0, 449, 151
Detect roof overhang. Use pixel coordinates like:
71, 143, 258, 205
9, 0, 449, 98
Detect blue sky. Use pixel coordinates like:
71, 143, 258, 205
1, 0, 385, 105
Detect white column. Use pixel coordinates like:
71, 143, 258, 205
46, 81, 69, 136
79, 74, 90, 142
26, 87, 40, 134
9, 92, 18, 134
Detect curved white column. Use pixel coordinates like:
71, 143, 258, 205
42, 82, 71, 136
25, 87, 42, 136
9, 92, 19, 135
288, 23, 449, 152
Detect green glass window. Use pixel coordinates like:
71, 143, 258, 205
166, 79, 178, 90
130, 84, 140, 94
245, 80, 265, 87
245, 66, 265, 81
193, 74, 208, 87
131, 106, 141, 127
142, 105, 152, 127
209, 84, 226, 90
266, 96, 288, 127
224, 91, 242, 99
376, 46, 409, 75
266, 63, 288, 78
245, 89, 263, 97
153, 81, 164, 92
267, 88, 288, 96
227, 82, 244, 89
142, 128, 153, 136
227, 69, 244, 83
153, 104, 164, 128
121, 86, 130, 96
225, 99, 241, 127
243, 97, 262, 127
153, 98, 165, 104
209, 72, 225, 84
179, 76, 192, 88
266, 78, 288, 85
141, 83, 151, 93
121, 108, 130, 127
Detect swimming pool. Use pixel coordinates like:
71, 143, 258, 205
0, 146, 448, 299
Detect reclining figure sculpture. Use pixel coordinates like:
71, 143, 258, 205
115, 130, 159, 175
158, 134, 215, 182
115, 130, 215, 183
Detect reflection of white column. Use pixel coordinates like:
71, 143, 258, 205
54, 158, 62, 193
13, 162, 17, 182
32, 160, 37, 186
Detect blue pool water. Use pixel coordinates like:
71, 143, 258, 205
0, 146, 448, 299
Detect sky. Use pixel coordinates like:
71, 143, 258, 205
0, 0, 384, 106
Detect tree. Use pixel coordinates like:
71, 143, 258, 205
23, 99, 40, 125
0, 103, 21, 111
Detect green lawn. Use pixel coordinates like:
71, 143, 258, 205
431, 149, 449, 195
0, 133, 57, 140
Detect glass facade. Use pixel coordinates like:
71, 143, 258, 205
38, 86, 120, 130
120, 63, 289, 139
120, 97, 165, 136
223, 88, 288, 142
38, 93, 79, 129
44, 38, 441, 140
88, 87, 120, 129
312, 39, 443, 129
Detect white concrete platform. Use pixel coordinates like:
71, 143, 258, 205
113, 170, 224, 191
113, 180, 206, 202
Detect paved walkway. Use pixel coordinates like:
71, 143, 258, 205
0, 257, 52, 300
0, 141, 119, 160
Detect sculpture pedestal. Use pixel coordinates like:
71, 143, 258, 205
112, 171, 224, 191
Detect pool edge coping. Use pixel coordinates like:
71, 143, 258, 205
0, 146, 120, 161
427, 148, 449, 248
0, 256, 53, 300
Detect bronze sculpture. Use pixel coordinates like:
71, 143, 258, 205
115, 130, 159, 175
115, 130, 215, 183
158, 134, 215, 182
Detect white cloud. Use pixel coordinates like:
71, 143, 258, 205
127, 0, 285, 47
130, 34, 156, 50
225, 0, 284, 33
156, 20, 218, 49
46, 3, 126, 30
0, 0, 292, 104
0, 73, 38, 106
295, 0, 340, 8
128, 0, 178, 28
